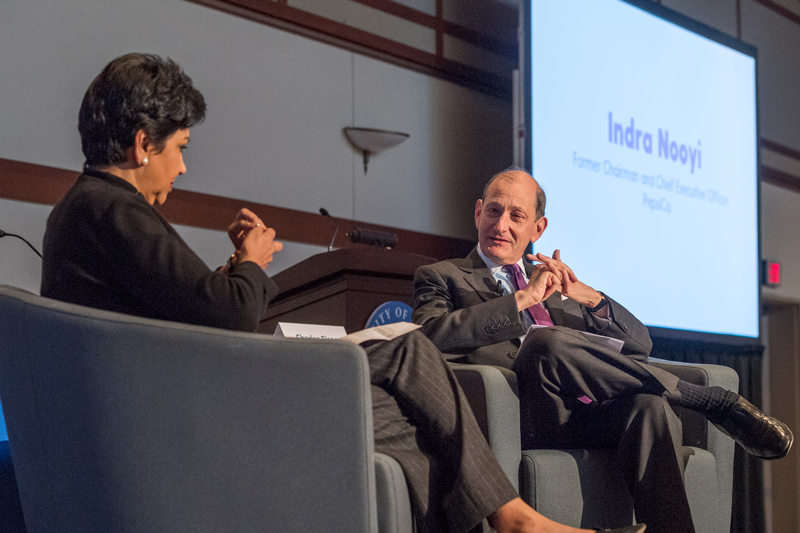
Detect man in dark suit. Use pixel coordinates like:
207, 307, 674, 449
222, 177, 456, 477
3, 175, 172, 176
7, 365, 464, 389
413, 168, 793, 533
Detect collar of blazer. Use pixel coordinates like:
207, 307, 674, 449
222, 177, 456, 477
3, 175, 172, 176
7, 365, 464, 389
457, 247, 566, 324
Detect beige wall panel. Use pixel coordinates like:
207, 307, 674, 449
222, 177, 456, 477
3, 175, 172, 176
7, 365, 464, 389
662, 0, 738, 37
393, 0, 437, 16
443, 34, 517, 76
352, 54, 512, 240
766, 0, 800, 18
291, 0, 437, 53
0, 0, 514, 288
742, 0, 800, 151
0, 199, 50, 295
761, 182, 800, 302
0, 0, 356, 219
762, 148, 800, 176
441, 0, 516, 36
174, 224, 327, 276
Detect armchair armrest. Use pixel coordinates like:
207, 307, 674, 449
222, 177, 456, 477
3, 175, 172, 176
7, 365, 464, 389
647, 357, 738, 389
449, 363, 520, 490
647, 357, 738, 446
647, 357, 738, 533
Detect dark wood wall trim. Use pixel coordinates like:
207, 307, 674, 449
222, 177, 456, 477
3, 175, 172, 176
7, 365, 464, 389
762, 138, 800, 162
0, 158, 475, 260
350, 0, 516, 57
752, 0, 800, 27
759, 140, 800, 192
761, 165, 800, 195
188, 0, 513, 98
760, 139, 800, 192
0, 158, 81, 206
5, 156, 800, 248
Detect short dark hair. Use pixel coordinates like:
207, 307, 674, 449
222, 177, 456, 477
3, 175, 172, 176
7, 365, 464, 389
78, 53, 206, 167
482, 166, 546, 220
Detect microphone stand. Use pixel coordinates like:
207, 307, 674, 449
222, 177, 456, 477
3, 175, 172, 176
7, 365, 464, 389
0, 229, 42, 258
318, 209, 339, 252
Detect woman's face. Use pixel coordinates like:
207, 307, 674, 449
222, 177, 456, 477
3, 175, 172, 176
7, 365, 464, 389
140, 129, 190, 205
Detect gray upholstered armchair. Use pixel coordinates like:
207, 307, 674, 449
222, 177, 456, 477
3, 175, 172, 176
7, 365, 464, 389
0, 285, 413, 533
451, 359, 738, 533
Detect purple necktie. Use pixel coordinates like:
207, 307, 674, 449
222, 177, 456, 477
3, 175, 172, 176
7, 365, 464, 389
503, 263, 554, 327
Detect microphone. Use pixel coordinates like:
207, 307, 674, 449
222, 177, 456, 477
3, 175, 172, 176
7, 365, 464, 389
0, 229, 42, 259
496, 280, 505, 295
319, 208, 339, 252
347, 227, 398, 249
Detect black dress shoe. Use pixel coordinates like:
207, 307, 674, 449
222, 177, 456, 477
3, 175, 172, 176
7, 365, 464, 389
714, 396, 793, 460
597, 525, 646, 533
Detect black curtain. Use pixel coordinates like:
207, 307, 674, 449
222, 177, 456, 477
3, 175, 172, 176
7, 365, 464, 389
650, 337, 764, 533
0, 441, 25, 533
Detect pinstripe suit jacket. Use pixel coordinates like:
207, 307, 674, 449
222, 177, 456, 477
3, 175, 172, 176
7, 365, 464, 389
412, 247, 652, 368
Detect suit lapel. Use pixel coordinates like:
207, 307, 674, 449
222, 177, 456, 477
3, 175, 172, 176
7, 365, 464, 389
460, 248, 502, 303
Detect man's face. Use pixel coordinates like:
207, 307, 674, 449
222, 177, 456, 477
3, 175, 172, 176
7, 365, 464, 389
475, 173, 547, 265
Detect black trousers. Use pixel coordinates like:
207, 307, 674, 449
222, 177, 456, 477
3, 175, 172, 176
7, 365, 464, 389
366, 330, 519, 533
512, 326, 694, 533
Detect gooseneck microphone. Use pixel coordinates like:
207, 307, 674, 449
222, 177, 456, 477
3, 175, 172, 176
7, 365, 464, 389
347, 228, 398, 249
319, 208, 339, 252
0, 229, 42, 258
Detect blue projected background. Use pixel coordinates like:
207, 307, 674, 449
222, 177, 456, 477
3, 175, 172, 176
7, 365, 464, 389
0, 399, 7, 441
527, 0, 759, 339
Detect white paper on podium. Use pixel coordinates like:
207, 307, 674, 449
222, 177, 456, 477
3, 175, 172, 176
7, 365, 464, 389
274, 322, 347, 340
274, 321, 420, 345
522, 324, 625, 353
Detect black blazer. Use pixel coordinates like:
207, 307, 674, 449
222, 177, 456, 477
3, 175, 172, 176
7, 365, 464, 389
41, 169, 278, 332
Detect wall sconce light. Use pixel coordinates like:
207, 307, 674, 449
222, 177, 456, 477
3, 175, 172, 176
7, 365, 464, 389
343, 127, 409, 174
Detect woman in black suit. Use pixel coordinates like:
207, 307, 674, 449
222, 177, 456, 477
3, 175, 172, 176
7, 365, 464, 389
41, 53, 282, 331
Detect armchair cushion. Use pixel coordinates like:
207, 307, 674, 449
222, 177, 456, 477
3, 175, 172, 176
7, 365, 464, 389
520, 445, 719, 531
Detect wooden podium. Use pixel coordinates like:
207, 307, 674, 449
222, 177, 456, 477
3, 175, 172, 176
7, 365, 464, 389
257, 249, 439, 334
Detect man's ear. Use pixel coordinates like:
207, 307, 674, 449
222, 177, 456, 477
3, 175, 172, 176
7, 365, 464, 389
474, 199, 483, 229
530, 216, 548, 243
